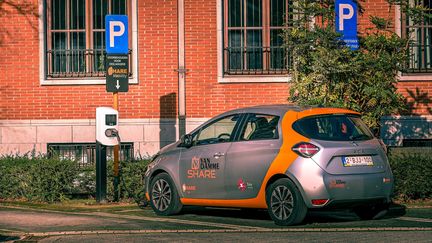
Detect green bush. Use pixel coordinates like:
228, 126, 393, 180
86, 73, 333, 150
0, 155, 78, 202
106, 160, 149, 203
389, 152, 432, 200
0, 155, 150, 203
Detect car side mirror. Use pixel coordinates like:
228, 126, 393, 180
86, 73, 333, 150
181, 134, 193, 148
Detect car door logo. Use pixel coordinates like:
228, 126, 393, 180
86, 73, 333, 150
191, 156, 200, 170
187, 156, 219, 179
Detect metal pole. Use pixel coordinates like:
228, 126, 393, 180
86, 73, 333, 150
96, 141, 107, 203
178, 0, 186, 137
113, 92, 120, 202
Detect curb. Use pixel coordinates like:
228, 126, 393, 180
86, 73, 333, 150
26, 227, 432, 237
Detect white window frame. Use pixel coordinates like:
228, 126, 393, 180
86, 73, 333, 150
395, 4, 432, 81
216, 0, 290, 83
39, 0, 139, 85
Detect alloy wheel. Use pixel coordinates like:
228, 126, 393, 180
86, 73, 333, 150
270, 185, 294, 220
151, 178, 172, 212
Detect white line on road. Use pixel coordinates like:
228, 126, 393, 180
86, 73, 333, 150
397, 217, 432, 223
89, 211, 265, 230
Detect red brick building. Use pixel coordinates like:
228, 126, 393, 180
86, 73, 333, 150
0, 0, 431, 160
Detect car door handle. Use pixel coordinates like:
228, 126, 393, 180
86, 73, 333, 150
213, 152, 225, 159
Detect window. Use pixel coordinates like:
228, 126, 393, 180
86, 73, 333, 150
48, 143, 134, 167
402, 0, 432, 73
45, 0, 132, 79
240, 114, 279, 140
292, 115, 374, 141
193, 114, 241, 145
224, 0, 290, 75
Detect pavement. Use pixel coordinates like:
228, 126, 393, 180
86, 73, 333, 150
1, 203, 432, 242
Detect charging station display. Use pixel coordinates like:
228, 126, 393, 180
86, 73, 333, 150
96, 107, 119, 146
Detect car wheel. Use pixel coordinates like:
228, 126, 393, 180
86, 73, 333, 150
266, 178, 307, 226
354, 203, 389, 220
149, 172, 183, 216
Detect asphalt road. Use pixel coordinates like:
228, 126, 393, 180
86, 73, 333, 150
1, 204, 432, 242
40, 231, 432, 243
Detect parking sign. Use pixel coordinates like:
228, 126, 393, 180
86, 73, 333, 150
335, 0, 359, 50
105, 15, 129, 54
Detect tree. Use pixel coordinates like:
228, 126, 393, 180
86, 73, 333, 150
285, 0, 431, 129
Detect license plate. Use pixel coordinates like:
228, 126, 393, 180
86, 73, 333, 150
342, 156, 373, 167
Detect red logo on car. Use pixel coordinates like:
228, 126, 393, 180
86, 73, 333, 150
237, 178, 247, 191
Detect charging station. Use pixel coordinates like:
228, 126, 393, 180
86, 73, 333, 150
95, 107, 119, 203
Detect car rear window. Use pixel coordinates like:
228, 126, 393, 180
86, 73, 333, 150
292, 114, 374, 141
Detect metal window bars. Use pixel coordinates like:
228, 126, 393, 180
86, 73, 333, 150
46, 49, 133, 78
224, 46, 290, 75
406, 42, 432, 73
47, 143, 134, 168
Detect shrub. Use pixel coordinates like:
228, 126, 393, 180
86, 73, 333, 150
0, 155, 150, 203
389, 151, 432, 200
0, 155, 78, 202
106, 159, 150, 203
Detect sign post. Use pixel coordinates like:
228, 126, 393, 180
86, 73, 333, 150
106, 55, 129, 92
335, 0, 359, 50
105, 15, 129, 202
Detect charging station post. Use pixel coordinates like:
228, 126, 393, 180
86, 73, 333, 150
95, 141, 107, 203
113, 92, 120, 202
95, 107, 119, 203
105, 14, 129, 202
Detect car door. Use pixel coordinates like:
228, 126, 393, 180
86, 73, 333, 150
224, 113, 282, 199
179, 113, 244, 199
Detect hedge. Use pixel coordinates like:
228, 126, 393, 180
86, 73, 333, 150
0, 155, 78, 202
388, 149, 432, 200
1, 151, 431, 203
0, 155, 150, 203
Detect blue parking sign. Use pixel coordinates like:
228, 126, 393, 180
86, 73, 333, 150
335, 0, 359, 50
105, 15, 129, 54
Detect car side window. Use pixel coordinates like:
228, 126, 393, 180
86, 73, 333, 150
240, 114, 280, 141
192, 114, 241, 146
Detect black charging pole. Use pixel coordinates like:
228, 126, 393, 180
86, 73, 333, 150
96, 141, 107, 203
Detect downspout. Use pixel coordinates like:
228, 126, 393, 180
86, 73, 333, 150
177, 0, 187, 138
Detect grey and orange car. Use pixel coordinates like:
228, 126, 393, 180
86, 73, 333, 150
144, 105, 393, 225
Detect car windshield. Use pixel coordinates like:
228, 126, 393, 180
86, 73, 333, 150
292, 114, 374, 141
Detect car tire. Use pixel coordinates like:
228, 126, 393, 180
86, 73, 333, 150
354, 203, 390, 220
266, 178, 307, 226
149, 172, 183, 216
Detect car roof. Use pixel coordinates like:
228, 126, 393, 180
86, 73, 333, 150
220, 104, 360, 117
188, 104, 360, 135
225, 104, 306, 115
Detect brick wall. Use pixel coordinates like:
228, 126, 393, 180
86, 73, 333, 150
398, 82, 432, 116
0, 0, 430, 121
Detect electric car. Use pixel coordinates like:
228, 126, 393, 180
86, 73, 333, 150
144, 105, 393, 225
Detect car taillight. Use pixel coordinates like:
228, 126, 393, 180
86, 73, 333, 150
311, 199, 329, 206
292, 142, 320, 158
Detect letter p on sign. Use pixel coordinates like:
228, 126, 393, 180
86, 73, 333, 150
338, 4, 354, 31
335, 0, 357, 34
335, 0, 358, 50
105, 15, 129, 54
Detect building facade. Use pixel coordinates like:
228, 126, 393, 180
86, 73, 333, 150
0, 0, 431, 160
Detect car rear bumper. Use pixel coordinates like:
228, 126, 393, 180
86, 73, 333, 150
321, 197, 391, 209
287, 158, 393, 208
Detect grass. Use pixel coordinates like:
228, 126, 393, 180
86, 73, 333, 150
393, 198, 432, 208
3, 198, 432, 211
0, 199, 139, 213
